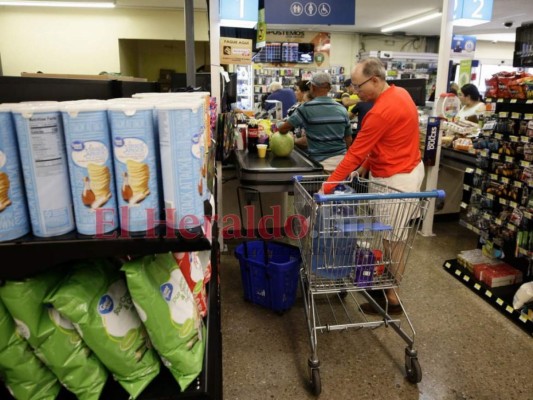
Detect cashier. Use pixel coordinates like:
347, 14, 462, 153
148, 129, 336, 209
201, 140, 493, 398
276, 72, 352, 173
456, 83, 486, 123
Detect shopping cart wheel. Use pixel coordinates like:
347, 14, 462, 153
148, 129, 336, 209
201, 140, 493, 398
310, 368, 321, 396
405, 357, 422, 384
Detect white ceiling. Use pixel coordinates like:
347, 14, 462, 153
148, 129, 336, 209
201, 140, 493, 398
116, 0, 533, 43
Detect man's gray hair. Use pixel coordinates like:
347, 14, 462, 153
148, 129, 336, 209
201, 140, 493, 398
359, 57, 387, 80
269, 81, 283, 92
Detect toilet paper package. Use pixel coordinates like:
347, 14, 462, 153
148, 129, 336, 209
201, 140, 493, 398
107, 102, 160, 232
60, 101, 118, 235
11, 103, 75, 237
156, 100, 206, 230
0, 105, 30, 242
45, 259, 160, 399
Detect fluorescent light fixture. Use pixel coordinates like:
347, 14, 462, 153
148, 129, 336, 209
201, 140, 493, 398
381, 10, 442, 33
474, 33, 516, 43
0, 0, 115, 8
219, 19, 257, 29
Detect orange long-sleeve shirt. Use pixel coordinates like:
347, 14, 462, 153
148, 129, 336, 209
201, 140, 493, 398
324, 85, 421, 193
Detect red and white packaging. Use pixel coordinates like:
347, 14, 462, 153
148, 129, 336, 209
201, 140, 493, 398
474, 263, 523, 288
173, 252, 208, 317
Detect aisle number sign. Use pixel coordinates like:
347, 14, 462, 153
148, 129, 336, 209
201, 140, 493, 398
220, 0, 259, 28
453, 0, 493, 26
220, 38, 252, 65
265, 0, 355, 25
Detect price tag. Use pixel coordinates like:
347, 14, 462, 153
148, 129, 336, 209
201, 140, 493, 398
490, 173, 498, 180
526, 100, 533, 104
510, 135, 519, 142
465, 167, 474, 174
524, 113, 533, 120
455, 269, 461, 276
485, 290, 493, 298
473, 226, 480, 234
460, 202, 468, 209
476, 168, 484, 175
510, 201, 518, 209
444, 262, 451, 269
513, 180, 523, 188
495, 133, 504, 140
519, 247, 528, 256
486, 193, 494, 200
505, 156, 515, 163
474, 283, 481, 290
507, 223, 516, 231
483, 212, 491, 220
521, 136, 530, 143
501, 177, 510, 184
497, 99, 505, 104
520, 160, 531, 167
463, 275, 470, 282
511, 112, 521, 119
499, 198, 509, 206
519, 315, 528, 323
491, 153, 500, 160
496, 298, 504, 306
473, 188, 482, 195
463, 184, 471, 191
495, 218, 502, 225
506, 306, 514, 314
481, 149, 489, 157
524, 211, 532, 219
467, 223, 473, 230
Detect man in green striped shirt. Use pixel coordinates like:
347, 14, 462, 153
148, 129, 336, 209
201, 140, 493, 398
277, 72, 353, 172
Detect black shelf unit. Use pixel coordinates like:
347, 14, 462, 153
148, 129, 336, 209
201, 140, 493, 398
0, 225, 222, 400
443, 259, 532, 336
0, 80, 221, 399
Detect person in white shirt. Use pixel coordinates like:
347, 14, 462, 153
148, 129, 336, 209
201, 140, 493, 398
456, 83, 486, 123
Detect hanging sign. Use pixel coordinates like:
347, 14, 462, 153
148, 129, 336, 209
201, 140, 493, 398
423, 117, 441, 167
459, 59, 473, 87
220, 37, 252, 65
453, 0, 493, 26
452, 34, 477, 54
265, 0, 355, 25
256, 8, 266, 49
220, 0, 259, 28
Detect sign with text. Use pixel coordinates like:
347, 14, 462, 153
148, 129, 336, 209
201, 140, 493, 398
220, 37, 252, 65
452, 34, 477, 53
265, 0, 355, 25
459, 59, 473, 87
453, 0, 493, 26
423, 117, 441, 167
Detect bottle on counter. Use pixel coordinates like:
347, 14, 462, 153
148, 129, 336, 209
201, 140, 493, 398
247, 119, 259, 154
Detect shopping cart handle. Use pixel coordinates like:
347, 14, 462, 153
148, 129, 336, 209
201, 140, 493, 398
313, 189, 446, 203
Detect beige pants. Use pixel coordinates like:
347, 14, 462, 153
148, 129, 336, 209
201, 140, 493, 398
320, 154, 346, 174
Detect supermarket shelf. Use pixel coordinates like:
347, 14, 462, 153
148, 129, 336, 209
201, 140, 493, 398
0, 225, 212, 280
443, 259, 533, 337
0, 235, 222, 400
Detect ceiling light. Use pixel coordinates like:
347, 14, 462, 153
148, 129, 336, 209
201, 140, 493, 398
0, 0, 115, 8
381, 10, 442, 33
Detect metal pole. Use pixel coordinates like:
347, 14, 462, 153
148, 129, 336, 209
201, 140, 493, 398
421, 0, 454, 237
184, 0, 196, 87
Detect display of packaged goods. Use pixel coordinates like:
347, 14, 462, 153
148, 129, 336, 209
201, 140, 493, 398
0, 104, 30, 242
473, 263, 523, 288
60, 100, 119, 235
108, 101, 161, 233
11, 102, 75, 237
156, 100, 206, 230
457, 249, 502, 273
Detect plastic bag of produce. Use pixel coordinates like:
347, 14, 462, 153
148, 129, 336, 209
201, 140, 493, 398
0, 270, 108, 400
45, 260, 160, 399
122, 252, 206, 392
0, 298, 60, 400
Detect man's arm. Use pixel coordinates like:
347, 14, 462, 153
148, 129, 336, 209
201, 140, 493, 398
276, 120, 295, 134
344, 135, 353, 148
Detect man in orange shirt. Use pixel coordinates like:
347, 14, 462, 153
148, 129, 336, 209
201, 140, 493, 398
324, 57, 425, 315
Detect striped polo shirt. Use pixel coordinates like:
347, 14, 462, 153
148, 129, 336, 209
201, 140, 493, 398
287, 96, 352, 161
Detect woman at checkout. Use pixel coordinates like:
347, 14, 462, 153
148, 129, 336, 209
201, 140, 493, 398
456, 83, 486, 123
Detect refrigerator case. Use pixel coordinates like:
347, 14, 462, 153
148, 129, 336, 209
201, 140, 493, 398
236, 65, 253, 111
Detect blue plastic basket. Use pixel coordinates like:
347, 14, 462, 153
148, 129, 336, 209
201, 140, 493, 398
234, 241, 302, 313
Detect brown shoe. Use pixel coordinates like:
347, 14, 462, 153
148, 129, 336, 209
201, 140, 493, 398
360, 298, 402, 315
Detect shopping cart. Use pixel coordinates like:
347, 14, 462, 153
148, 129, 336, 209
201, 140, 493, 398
292, 174, 445, 396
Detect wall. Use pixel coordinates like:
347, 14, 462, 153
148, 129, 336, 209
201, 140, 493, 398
0, 7, 209, 76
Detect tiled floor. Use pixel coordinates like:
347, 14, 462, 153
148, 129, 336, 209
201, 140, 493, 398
219, 187, 533, 400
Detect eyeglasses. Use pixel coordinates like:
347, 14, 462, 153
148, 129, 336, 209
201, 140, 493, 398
351, 77, 374, 91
